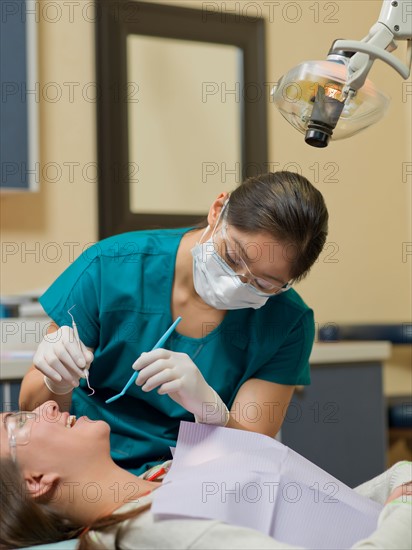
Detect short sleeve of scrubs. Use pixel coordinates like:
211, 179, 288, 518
38, 244, 101, 348
251, 308, 314, 386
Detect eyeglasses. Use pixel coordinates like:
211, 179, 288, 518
215, 213, 293, 295
4, 411, 38, 463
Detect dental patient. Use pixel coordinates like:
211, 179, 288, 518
0, 401, 411, 550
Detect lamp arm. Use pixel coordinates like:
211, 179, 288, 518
377, 0, 412, 40
330, 0, 412, 93
334, 38, 411, 79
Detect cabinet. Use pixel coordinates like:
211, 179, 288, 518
281, 342, 391, 488
0, 380, 21, 412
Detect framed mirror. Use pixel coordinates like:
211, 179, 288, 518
96, 0, 268, 238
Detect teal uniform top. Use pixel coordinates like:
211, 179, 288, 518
39, 228, 314, 475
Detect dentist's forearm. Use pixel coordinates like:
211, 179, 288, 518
225, 415, 252, 431
19, 365, 73, 412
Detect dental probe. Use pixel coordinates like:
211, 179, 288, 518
67, 305, 95, 396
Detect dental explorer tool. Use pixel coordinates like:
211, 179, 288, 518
67, 305, 95, 396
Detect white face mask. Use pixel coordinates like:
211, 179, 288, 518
191, 203, 270, 310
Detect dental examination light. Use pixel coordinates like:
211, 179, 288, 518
272, 0, 412, 147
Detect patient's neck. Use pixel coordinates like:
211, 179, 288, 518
53, 459, 156, 525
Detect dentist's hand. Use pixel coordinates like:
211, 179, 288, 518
33, 326, 94, 395
132, 349, 229, 426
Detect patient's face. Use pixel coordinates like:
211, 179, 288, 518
0, 401, 110, 473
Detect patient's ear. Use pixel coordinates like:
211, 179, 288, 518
24, 471, 60, 500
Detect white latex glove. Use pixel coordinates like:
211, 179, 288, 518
33, 326, 94, 395
132, 349, 229, 426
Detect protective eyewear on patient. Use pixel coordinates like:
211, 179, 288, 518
215, 214, 293, 295
4, 411, 38, 463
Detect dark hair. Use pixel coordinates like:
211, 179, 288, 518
226, 171, 328, 282
0, 458, 150, 550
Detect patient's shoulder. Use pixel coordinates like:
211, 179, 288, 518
119, 503, 302, 550
93, 507, 221, 549
91, 496, 303, 550
188, 522, 303, 550
129, 516, 296, 550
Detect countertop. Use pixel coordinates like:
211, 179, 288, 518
310, 341, 391, 365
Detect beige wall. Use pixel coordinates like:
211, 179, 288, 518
1, 0, 411, 329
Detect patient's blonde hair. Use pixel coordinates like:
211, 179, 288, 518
0, 458, 150, 550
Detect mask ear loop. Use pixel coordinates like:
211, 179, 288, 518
211, 197, 229, 238
199, 196, 230, 245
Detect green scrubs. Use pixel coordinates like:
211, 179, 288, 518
39, 228, 314, 475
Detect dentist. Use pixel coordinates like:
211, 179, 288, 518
20, 172, 328, 475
